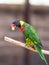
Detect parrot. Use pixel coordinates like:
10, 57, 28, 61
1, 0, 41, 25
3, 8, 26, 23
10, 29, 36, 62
11, 20, 48, 65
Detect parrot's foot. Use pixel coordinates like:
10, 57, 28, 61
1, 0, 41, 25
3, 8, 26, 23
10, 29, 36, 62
25, 44, 35, 50
32, 46, 35, 50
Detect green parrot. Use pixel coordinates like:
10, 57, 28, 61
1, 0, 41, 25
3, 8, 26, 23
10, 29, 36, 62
11, 20, 48, 65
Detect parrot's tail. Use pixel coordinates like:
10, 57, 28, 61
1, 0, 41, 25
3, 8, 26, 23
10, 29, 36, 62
34, 45, 48, 65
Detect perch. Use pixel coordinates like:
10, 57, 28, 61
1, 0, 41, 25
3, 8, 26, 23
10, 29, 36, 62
4, 36, 49, 55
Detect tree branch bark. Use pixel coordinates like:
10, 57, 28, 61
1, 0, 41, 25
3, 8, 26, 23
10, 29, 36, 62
4, 36, 49, 55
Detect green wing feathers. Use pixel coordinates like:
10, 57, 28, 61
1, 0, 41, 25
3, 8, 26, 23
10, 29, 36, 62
34, 44, 48, 65
23, 22, 48, 65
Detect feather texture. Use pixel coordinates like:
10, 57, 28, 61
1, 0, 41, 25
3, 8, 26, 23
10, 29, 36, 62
22, 22, 48, 65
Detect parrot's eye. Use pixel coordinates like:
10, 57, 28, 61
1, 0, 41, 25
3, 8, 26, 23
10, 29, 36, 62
11, 24, 16, 31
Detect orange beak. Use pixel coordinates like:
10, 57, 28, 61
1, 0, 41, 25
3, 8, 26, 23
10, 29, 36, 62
11, 24, 16, 31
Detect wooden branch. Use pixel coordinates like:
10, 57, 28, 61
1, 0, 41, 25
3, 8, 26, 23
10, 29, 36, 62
4, 36, 49, 55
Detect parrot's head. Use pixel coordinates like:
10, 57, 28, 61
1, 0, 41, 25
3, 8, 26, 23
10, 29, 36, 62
11, 20, 24, 32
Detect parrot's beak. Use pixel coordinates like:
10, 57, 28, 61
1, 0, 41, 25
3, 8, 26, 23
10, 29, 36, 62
11, 24, 16, 31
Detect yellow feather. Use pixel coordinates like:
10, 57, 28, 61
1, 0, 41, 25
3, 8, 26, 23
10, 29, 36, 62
20, 20, 24, 26
26, 38, 35, 47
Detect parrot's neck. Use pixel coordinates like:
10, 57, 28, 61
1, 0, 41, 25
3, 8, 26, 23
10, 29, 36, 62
20, 26, 25, 32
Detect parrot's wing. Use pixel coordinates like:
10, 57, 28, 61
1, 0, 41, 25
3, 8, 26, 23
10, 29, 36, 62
28, 25, 42, 47
23, 23, 42, 47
